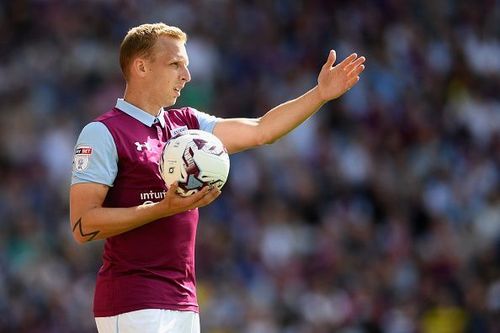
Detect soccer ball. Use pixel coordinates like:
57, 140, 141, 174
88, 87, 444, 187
159, 129, 230, 197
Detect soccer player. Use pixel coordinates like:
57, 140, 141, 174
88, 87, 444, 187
70, 23, 365, 333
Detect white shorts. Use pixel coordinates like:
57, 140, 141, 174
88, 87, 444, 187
95, 309, 200, 333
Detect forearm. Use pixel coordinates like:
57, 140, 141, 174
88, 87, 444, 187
214, 86, 327, 153
72, 202, 166, 243
70, 182, 219, 244
258, 86, 326, 143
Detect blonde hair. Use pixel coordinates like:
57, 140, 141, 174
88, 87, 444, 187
119, 23, 187, 80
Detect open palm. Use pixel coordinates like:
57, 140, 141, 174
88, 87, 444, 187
317, 50, 366, 102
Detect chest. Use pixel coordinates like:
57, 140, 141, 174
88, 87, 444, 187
114, 122, 193, 179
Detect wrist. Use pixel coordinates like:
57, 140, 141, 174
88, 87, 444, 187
310, 85, 328, 106
138, 200, 169, 220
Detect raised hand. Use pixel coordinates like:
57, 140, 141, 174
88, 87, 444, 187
317, 50, 366, 102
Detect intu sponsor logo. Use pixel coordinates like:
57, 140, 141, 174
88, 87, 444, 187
140, 190, 167, 203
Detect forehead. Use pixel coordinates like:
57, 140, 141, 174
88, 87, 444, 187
153, 36, 188, 61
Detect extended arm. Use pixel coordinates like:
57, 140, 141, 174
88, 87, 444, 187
214, 51, 365, 153
69, 182, 219, 243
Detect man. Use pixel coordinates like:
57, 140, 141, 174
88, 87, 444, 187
70, 23, 365, 333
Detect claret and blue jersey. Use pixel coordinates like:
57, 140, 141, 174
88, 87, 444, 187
71, 99, 219, 317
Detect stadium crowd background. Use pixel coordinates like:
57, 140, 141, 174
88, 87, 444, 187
0, 0, 499, 332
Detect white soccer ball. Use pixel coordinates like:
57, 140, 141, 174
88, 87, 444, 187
159, 129, 230, 197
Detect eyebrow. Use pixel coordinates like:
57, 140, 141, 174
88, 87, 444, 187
169, 57, 189, 66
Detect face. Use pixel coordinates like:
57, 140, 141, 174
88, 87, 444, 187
143, 36, 191, 107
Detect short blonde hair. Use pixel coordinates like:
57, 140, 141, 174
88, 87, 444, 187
119, 23, 187, 80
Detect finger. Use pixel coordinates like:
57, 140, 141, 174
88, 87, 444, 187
348, 64, 365, 77
344, 56, 366, 73
323, 50, 336, 69
346, 76, 360, 90
337, 53, 358, 70
180, 189, 208, 210
188, 185, 211, 201
194, 187, 221, 208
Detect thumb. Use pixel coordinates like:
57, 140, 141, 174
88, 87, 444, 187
323, 49, 336, 69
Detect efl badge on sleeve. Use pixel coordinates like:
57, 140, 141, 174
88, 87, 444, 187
73, 145, 93, 172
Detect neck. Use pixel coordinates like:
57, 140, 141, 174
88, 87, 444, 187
123, 84, 164, 116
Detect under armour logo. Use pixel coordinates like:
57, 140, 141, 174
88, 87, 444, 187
135, 141, 152, 151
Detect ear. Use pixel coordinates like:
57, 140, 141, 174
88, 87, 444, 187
131, 57, 148, 78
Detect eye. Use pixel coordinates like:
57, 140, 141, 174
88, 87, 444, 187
170, 62, 179, 68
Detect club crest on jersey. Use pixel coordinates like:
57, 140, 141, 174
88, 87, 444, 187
170, 126, 188, 138
73, 145, 93, 172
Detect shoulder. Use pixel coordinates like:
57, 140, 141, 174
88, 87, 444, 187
77, 122, 115, 150
163, 106, 200, 126
166, 106, 198, 117
95, 108, 125, 123
79, 121, 112, 138
164, 107, 219, 133
72, 122, 118, 186
165, 106, 217, 120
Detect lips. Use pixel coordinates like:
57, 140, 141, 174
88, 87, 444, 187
173, 85, 184, 96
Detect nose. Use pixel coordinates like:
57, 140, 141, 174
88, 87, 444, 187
181, 66, 191, 83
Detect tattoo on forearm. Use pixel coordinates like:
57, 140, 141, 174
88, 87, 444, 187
73, 218, 100, 241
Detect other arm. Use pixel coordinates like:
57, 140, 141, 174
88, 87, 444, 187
70, 182, 219, 244
214, 51, 365, 153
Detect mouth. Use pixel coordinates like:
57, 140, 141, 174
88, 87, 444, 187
173, 86, 183, 96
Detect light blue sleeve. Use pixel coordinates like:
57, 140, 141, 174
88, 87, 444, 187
71, 122, 118, 186
193, 109, 220, 133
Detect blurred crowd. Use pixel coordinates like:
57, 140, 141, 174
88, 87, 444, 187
0, 0, 499, 332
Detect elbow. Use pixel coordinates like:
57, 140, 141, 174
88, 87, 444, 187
227, 133, 272, 154
237, 135, 272, 153
72, 233, 86, 244
256, 131, 277, 146
71, 217, 99, 244
72, 230, 99, 244
71, 226, 87, 244
263, 136, 278, 145
71, 218, 85, 244
250, 118, 276, 147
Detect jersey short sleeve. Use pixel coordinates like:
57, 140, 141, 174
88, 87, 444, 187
192, 108, 219, 133
71, 122, 118, 186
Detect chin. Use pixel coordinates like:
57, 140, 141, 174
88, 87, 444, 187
164, 98, 176, 107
